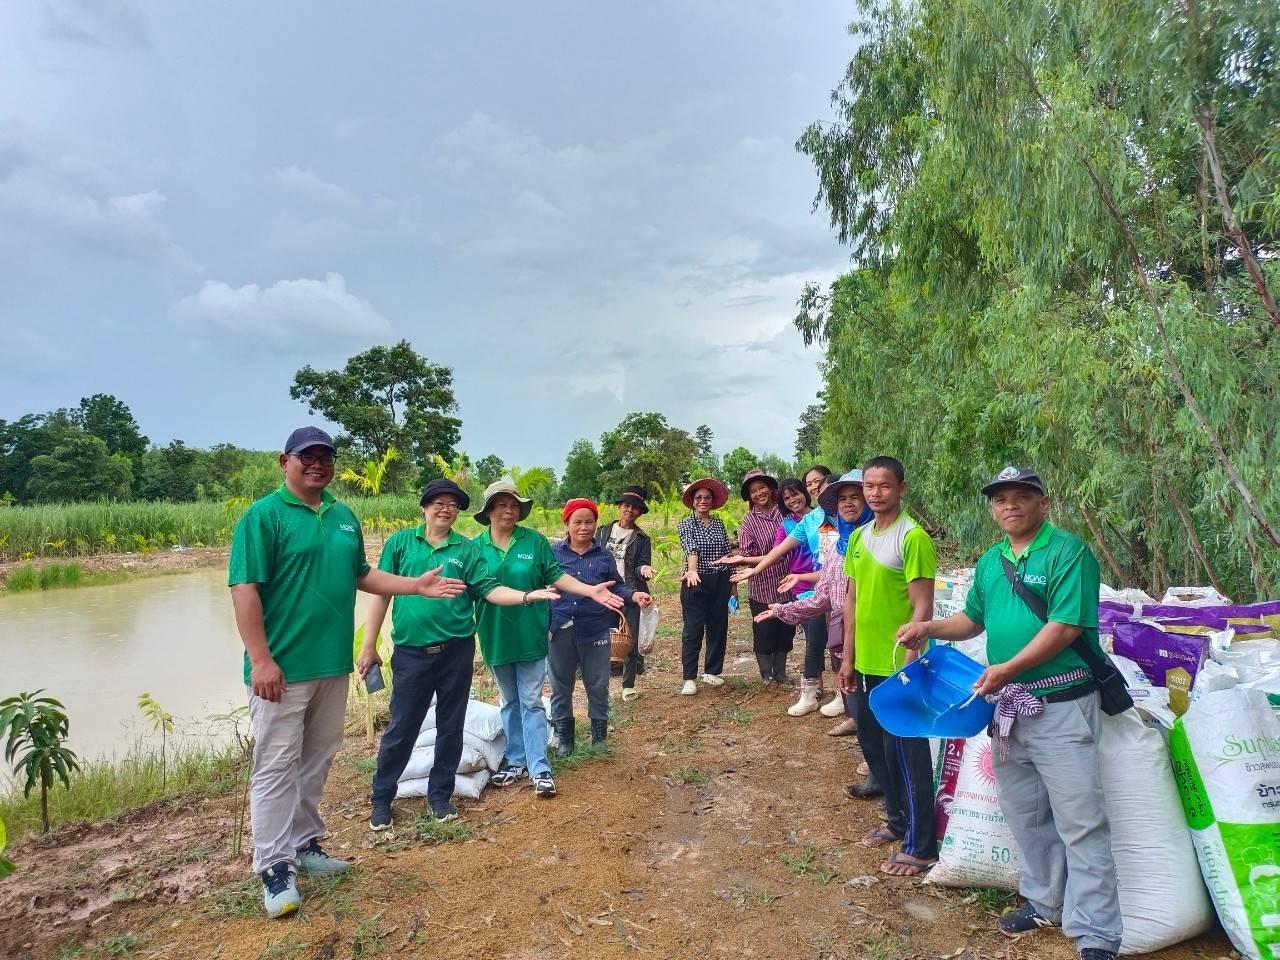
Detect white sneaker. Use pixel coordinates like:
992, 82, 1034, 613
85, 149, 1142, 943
700, 673, 725, 687
680, 680, 698, 695
622, 687, 639, 702
819, 690, 846, 717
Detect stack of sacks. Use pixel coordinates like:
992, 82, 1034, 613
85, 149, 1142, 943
396, 699, 507, 800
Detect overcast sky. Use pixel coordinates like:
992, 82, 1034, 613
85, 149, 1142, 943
0, 1, 857, 469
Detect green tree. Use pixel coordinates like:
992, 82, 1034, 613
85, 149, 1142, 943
290, 340, 462, 477
721, 447, 757, 487
560, 439, 602, 500
795, 402, 824, 462
74, 394, 148, 468
475, 454, 506, 487
0, 412, 79, 503
597, 413, 699, 501
0, 691, 80, 834
340, 446, 401, 496
510, 465, 558, 506
137, 440, 200, 502
760, 453, 795, 482
693, 424, 718, 476
26, 434, 133, 502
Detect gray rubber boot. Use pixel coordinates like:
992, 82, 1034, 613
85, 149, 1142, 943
557, 718, 575, 757
772, 652, 791, 685
756, 653, 773, 681
590, 719, 608, 748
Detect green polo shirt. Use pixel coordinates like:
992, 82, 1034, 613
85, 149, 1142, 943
473, 525, 565, 666
228, 484, 370, 686
377, 525, 500, 645
964, 521, 1105, 693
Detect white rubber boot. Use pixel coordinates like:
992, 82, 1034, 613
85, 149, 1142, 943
787, 678, 821, 717
819, 690, 845, 717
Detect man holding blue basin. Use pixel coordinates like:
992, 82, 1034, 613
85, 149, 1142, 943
896, 466, 1122, 960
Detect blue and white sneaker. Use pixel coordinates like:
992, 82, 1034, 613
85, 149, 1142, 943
491, 763, 527, 787
260, 863, 300, 918
296, 839, 350, 876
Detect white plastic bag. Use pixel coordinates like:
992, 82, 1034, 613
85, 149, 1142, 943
399, 742, 487, 782
396, 767, 491, 800
419, 698, 506, 742
412, 728, 506, 772
1170, 688, 1280, 960
638, 605, 660, 655
1161, 586, 1232, 607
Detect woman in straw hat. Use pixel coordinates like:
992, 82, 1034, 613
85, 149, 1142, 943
594, 485, 655, 702
676, 477, 733, 696
472, 480, 630, 798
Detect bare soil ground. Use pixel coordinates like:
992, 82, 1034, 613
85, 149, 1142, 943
1, 593, 1231, 960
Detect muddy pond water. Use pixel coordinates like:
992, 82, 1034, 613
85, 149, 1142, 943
0, 569, 367, 767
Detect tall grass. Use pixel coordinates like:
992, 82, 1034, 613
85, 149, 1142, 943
0, 740, 244, 842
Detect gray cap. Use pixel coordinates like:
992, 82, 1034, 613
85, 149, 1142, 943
283, 426, 335, 454
981, 466, 1045, 497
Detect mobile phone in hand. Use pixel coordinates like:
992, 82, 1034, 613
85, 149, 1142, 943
364, 664, 386, 693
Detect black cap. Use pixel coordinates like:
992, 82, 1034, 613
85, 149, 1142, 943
619, 484, 649, 500
284, 426, 335, 455
419, 478, 471, 510
981, 466, 1045, 497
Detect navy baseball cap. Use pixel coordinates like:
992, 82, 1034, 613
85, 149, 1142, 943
283, 426, 336, 455
981, 466, 1045, 497
419, 478, 471, 510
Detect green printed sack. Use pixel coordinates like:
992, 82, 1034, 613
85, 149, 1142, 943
1169, 688, 1280, 960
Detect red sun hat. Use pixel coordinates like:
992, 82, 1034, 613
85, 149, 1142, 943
681, 477, 730, 510
562, 498, 599, 523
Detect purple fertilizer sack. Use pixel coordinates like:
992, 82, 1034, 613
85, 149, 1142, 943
1110, 621, 1209, 688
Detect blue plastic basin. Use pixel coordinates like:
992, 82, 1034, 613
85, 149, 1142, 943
868, 644, 994, 739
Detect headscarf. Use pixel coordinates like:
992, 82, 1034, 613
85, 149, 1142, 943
836, 504, 873, 556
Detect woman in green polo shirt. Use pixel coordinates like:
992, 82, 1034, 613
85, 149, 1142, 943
471, 479, 627, 798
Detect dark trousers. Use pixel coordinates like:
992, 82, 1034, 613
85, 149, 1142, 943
680, 572, 730, 680
801, 614, 828, 680
371, 637, 475, 807
853, 672, 938, 859
620, 604, 645, 687
748, 598, 795, 655
547, 624, 612, 723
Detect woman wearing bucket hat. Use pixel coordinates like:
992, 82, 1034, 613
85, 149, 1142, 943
358, 479, 618, 826
593, 485, 655, 701
548, 498, 653, 754
471, 480, 631, 798
731, 469, 795, 683
754, 470, 872, 734
676, 478, 733, 695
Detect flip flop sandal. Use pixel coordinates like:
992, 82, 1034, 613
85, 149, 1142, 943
880, 851, 937, 876
860, 826, 903, 848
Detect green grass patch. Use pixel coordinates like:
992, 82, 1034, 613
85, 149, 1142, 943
0, 740, 245, 841
550, 741, 608, 773
204, 876, 263, 919
412, 814, 475, 845
861, 931, 910, 960
671, 765, 711, 786
725, 676, 765, 694
5, 564, 38, 592
966, 887, 1018, 914
779, 843, 837, 884
57, 934, 145, 959
348, 755, 378, 784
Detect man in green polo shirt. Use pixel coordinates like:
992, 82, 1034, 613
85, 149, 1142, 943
357, 479, 621, 829
897, 466, 1122, 960
230, 427, 466, 920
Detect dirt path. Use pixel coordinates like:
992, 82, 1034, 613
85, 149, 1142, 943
1, 601, 1230, 960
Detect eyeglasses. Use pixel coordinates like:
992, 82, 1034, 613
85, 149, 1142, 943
426, 500, 461, 512
293, 453, 336, 467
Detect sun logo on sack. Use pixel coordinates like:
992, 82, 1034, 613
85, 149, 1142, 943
975, 742, 997, 788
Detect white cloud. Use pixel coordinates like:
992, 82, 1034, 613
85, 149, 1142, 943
177, 272, 395, 353
41, 0, 149, 50
273, 165, 359, 207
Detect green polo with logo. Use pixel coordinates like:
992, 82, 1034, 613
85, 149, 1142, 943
473, 525, 565, 666
964, 521, 1105, 693
843, 513, 936, 676
377, 525, 500, 645
228, 484, 371, 686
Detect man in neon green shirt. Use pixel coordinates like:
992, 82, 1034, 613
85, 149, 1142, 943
229, 426, 466, 919
835, 455, 937, 877
897, 467, 1121, 960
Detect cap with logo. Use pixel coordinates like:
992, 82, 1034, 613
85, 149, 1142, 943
284, 426, 336, 455
980, 466, 1045, 497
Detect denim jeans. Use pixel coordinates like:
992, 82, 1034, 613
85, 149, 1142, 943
492, 657, 551, 776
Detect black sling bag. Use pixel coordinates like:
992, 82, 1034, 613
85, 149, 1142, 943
999, 554, 1133, 716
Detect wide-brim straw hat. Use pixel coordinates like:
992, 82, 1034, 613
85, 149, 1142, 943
682, 477, 730, 510
614, 485, 649, 515
739, 468, 779, 501
818, 469, 864, 516
474, 478, 533, 525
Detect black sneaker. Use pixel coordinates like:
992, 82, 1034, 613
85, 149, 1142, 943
998, 904, 1058, 934
369, 798, 393, 831
1080, 950, 1116, 960
533, 772, 557, 797
428, 799, 459, 822
491, 763, 527, 787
